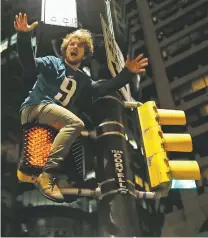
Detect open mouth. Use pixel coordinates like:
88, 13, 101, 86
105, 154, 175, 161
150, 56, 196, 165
71, 51, 77, 57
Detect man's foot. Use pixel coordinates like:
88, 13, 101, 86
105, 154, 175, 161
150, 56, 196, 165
36, 172, 64, 203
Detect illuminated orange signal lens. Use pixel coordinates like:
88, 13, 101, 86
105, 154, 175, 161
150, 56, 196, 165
24, 126, 56, 167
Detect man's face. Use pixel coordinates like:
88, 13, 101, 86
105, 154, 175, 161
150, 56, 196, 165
65, 38, 85, 65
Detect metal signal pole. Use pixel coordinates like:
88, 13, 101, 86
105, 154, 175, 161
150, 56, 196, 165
91, 93, 141, 237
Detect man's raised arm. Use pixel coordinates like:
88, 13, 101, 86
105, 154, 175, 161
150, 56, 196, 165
14, 13, 38, 70
91, 54, 148, 97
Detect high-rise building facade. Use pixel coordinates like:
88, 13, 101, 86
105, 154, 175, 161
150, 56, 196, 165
111, 0, 208, 236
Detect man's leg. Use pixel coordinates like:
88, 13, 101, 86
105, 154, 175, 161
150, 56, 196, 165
21, 104, 84, 202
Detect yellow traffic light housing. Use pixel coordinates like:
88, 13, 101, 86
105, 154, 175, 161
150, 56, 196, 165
137, 101, 200, 194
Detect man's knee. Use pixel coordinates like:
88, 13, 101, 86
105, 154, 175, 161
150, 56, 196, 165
74, 118, 85, 129
65, 117, 84, 130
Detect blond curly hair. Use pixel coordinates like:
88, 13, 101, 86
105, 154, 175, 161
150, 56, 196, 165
61, 29, 94, 58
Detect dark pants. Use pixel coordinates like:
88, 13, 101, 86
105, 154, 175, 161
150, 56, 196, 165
21, 104, 84, 174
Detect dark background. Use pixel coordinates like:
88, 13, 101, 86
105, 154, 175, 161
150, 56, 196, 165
1, 0, 208, 236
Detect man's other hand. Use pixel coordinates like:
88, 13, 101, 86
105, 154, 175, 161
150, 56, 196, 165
125, 54, 148, 74
14, 13, 38, 32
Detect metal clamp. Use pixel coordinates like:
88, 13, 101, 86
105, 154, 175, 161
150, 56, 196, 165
123, 101, 143, 108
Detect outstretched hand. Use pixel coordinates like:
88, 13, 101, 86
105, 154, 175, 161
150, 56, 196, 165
125, 54, 148, 74
14, 12, 38, 32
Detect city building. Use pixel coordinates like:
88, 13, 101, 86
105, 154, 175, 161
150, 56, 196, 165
110, 0, 208, 236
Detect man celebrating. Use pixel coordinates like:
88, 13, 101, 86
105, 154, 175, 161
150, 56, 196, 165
14, 13, 148, 202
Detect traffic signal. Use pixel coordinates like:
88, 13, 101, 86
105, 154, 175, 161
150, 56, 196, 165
137, 101, 201, 195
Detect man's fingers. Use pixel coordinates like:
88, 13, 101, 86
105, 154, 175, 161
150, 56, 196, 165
15, 17, 21, 28
126, 55, 130, 63
30, 21, 39, 30
14, 21, 18, 30
15, 15, 20, 25
135, 53, 144, 62
137, 68, 146, 73
23, 13, 27, 25
139, 58, 148, 64
19, 12, 23, 23
140, 62, 148, 68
